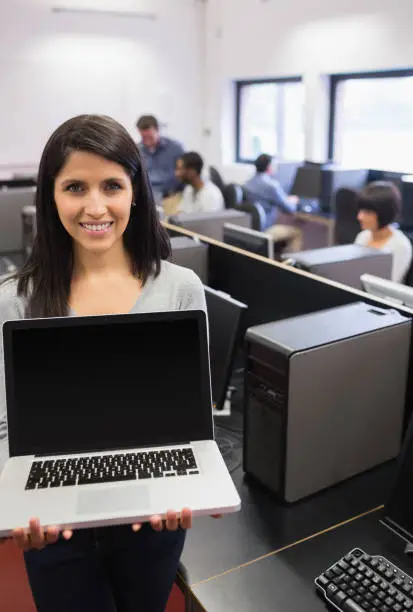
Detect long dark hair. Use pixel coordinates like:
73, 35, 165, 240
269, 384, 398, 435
15, 114, 170, 317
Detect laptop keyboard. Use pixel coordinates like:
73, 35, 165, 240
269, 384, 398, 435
25, 448, 199, 490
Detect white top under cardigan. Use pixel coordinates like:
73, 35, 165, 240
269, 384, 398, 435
355, 227, 413, 282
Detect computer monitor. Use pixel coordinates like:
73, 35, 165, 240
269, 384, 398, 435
290, 166, 322, 200
275, 162, 303, 194
204, 287, 247, 411
368, 169, 405, 191
361, 274, 413, 309
223, 223, 274, 259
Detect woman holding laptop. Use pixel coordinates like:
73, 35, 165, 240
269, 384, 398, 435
0, 115, 211, 611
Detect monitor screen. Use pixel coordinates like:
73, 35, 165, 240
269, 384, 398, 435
204, 287, 246, 411
5, 313, 212, 457
290, 166, 322, 200
275, 162, 303, 194
223, 224, 273, 259
361, 274, 413, 309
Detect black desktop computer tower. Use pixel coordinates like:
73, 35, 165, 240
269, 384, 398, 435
244, 303, 411, 502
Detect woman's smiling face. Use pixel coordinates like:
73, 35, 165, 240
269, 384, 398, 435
54, 150, 134, 254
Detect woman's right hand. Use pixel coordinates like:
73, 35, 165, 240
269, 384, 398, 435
11, 519, 73, 551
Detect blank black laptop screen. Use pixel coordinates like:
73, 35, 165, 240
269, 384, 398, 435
6, 314, 212, 458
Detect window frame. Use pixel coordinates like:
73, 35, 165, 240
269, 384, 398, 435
328, 68, 413, 163
235, 76, 303, 164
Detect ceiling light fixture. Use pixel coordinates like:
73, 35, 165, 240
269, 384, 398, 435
52, 6, 157, 21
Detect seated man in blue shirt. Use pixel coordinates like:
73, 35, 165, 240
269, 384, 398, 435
137, 115, 184, 197
244, 154, 302, 252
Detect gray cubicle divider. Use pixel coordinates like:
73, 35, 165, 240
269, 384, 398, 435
283, 244, 392, 290
169, 236, 209, 284
170, 209, 251, 242
0, 187, 36, 253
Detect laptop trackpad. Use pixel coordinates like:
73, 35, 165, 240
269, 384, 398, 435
77, 486, 150, 515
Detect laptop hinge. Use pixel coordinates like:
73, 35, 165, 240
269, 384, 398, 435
34, 442, 193, 458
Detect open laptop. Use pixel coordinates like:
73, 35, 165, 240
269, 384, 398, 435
0, 310, 240, 537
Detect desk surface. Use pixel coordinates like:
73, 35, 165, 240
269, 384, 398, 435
182, 457, 395, 588
189, 497, 410, 612
295, 210, 334, 224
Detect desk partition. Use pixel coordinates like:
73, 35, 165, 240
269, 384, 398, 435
163, 221, 410, 327
163, 221, 413, 428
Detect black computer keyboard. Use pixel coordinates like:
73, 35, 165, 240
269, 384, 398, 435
315, 548, 413, 611
25, 448, 199, 489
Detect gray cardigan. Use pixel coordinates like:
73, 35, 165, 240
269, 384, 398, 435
0, 261, 207, 474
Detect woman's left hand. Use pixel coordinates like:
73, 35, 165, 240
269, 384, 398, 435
132, 508, 193, 533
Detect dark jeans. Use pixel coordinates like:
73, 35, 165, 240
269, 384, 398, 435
24, 524, 186, 612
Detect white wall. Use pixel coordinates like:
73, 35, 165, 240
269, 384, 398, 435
4, 1, 413, 170
0, 0, 204, 166
204, 0, 413, 165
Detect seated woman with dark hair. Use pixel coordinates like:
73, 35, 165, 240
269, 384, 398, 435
355, 181, 412, 282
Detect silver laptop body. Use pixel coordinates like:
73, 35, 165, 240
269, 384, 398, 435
0, 310, 240, 536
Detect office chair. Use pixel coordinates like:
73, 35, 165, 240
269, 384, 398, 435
403, 231, 413, 286
333, 188, 360, 245
209, 166, 226, 195
235, 201, 266, 232
221, 183, 266, 231
405, 261, 413, 287
222, 183, 291, 245
223, 183, 244, 209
